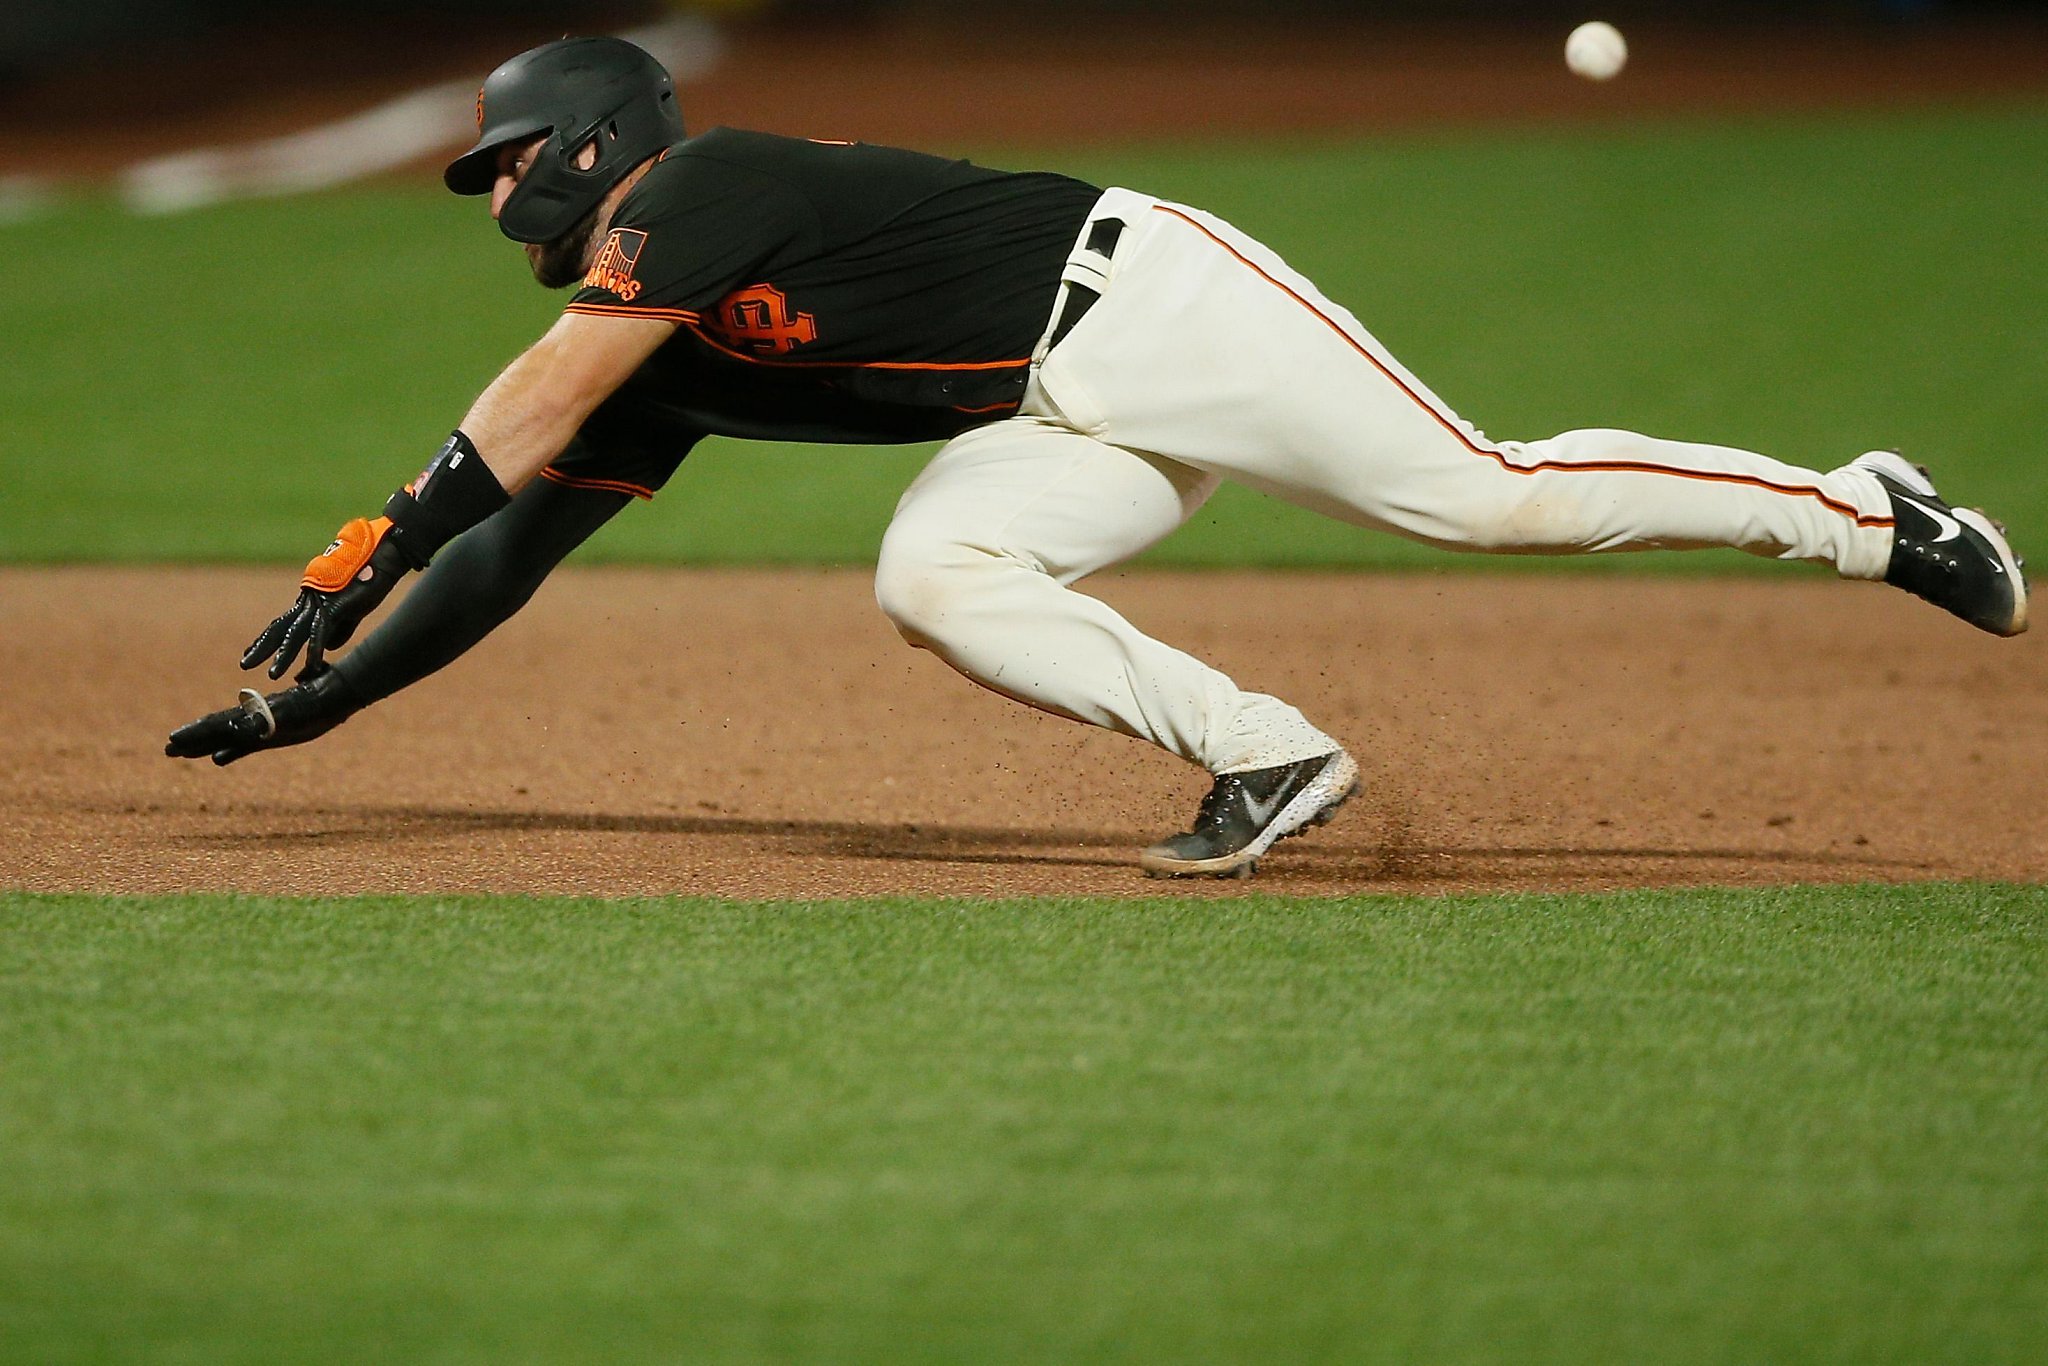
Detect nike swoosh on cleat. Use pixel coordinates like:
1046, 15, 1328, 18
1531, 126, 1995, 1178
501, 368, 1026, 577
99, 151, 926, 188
1241, 785, 1292, 827
1896, 493, 1963, 543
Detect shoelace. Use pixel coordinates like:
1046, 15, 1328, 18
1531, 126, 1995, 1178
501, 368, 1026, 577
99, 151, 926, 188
1192, 774, 1250, 833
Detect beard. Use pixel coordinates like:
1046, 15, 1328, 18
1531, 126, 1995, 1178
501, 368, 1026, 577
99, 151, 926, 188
524, 201, 606, 289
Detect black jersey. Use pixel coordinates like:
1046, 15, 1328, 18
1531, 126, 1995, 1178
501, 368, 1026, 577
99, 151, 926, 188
542, 129, 1101, 500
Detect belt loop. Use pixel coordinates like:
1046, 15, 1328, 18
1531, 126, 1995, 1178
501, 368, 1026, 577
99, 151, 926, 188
1034, 199, 1135, 363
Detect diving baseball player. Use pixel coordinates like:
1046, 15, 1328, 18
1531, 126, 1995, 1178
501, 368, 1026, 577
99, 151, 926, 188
166, 37, 2029, 878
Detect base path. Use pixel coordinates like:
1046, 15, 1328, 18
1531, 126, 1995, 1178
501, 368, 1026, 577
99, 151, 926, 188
5, 568, 2042, 898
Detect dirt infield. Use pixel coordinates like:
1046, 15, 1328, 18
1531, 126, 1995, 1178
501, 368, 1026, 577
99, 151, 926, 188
4, 567, 2041, 899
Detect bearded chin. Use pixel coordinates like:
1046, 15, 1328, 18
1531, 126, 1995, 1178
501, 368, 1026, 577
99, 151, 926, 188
525, 202, 605, 289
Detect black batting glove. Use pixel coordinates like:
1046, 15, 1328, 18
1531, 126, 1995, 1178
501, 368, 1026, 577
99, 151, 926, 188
241, 517, 415, 680
165, 666, 368, 767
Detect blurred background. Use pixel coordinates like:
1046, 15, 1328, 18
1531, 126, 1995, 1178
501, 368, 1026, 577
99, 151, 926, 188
1, 0, 2043, 565
4, 0, 2044, 75
6, 0, 2047, 182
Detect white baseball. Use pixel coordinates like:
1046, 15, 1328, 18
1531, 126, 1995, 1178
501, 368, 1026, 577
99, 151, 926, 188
1565, 21, 1628, 82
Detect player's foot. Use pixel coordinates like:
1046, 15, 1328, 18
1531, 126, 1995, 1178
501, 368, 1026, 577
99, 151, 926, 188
1852, 450, 2028, 637
1141, 750, 1360, 879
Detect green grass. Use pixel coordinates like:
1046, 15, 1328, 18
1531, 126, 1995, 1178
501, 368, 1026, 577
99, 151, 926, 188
2, 103, 2044, 567
3, 884, 2043, 1363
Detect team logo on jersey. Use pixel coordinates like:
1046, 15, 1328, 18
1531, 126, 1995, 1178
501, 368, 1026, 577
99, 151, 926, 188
707, 283, 819, 356
583, 228, 649, 301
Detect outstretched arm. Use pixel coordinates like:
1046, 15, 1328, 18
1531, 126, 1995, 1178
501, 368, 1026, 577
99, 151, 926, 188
332, 474, 629, 702
237, 311, 677, 684
168, 310, 675, 766
166, 473, 633, 765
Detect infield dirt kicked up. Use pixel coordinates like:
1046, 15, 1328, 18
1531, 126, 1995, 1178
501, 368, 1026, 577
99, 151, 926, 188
5, 567, 2042, 899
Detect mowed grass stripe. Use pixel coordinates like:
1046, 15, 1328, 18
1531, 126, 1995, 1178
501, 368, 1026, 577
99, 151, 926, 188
2, 884, 2043, 1363
2, 103, 2043, 567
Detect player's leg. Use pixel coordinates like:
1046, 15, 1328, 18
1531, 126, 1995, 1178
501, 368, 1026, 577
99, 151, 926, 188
1415, 434, 2014, 636
1040, 198, 2020, 631
875, 414, 1338, 776
876, 414, 1360, 876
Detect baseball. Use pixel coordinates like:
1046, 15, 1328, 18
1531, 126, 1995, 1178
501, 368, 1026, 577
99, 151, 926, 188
1565, 21, 1628, 82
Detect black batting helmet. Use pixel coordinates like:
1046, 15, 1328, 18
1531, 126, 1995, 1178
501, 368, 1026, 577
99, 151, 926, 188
444, 37, 685, 245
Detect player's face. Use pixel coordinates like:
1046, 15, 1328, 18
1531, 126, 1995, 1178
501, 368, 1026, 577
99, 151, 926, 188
488, 139, 534, 220
493, 136, 609, 289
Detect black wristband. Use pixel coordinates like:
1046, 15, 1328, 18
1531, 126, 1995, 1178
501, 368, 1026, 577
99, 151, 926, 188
382, 431, 512, 568
301, 663, 369, 717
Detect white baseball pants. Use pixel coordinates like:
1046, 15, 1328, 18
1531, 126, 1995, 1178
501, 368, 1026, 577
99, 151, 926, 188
875, 189, 1898, 775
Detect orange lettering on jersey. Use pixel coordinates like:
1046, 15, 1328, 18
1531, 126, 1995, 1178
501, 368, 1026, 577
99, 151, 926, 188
582, 228, 649, 302
708, 283, 819, 356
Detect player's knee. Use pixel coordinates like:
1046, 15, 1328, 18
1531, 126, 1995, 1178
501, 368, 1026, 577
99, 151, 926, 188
1429, 475, 1583, 551
1450, 505, 1527, 550
874, 532, 986, 649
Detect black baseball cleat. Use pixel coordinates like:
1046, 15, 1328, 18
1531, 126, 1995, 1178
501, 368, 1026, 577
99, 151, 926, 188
1852, 450, 2028, 637
1141, 750, 1360, 879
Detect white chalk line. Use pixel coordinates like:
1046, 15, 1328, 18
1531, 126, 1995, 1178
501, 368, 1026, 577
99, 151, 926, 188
0, 17, 722, 223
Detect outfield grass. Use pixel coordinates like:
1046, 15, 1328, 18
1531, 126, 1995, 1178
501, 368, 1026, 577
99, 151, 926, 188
3, 884, 2043, 1363
2, 104, 2043, 567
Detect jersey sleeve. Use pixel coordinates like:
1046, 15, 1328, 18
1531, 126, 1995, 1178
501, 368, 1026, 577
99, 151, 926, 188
565, 155, 817, 325
540, 387, 707, 501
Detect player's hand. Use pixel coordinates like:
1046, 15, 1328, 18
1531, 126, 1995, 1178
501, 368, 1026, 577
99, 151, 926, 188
165, 667, 366, 767
241, 517, 413, 679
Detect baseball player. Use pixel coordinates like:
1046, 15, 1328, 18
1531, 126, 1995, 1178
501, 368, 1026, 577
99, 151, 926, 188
166, 37, 2029, 878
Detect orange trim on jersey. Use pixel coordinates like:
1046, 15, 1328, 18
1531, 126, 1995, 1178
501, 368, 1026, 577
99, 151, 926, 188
567, 302, 1030, 375
680, 318, 1032, 372
564, 301, 699, 326
1149, 204, 1895, 531
541, 467, 656, 500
